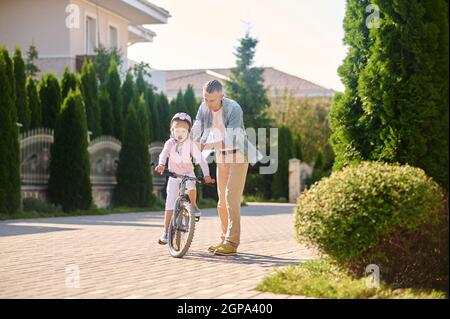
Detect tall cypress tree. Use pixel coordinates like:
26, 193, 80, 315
60, 67, 78, 100
271, 126, 293, 200
145, 85, 160, 142
169, 98, 177, 121
39, 73, 61, 130
121, 71, 138, 119
0, 48, 20, 214
170, 90, 188, 119
137, 94, 151, 145
48, 89, 92, 212
135, 64, 147, 96
184, 84, 198, 119
329, 0, 374, 170
105, 60, 123, 140
330, 0, 449, 189
99, 90, 114, 136
115, 106, 153, 207
157, 93, 171, 141
26, 76, 42, 129
358, 0, 449, 188
225, 32, 270, 129
13, 48, 30, 132
80, 60, 101, 138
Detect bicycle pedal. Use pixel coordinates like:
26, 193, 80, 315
195, 216, 200, 222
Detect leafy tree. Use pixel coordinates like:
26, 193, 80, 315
93, 46, 122, 88
225, 32, 271, 129
25, 45, 40, 78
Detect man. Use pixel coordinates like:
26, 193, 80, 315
191, 80, 263, 256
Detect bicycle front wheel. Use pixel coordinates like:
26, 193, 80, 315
168, 198, 195, 258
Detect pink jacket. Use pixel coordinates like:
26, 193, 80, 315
158, 137, 210, 177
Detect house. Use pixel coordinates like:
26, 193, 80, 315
0, 0, 170, 78
145, 67, 335, 99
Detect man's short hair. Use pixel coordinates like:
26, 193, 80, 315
203, 80, 223, 94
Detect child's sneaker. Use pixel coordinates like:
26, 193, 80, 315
158, 233, 168, 245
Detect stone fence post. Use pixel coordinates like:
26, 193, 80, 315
289, 158, 301, 203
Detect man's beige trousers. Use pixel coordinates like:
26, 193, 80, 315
216, 151, 249, 248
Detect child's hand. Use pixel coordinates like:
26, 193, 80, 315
155, 164, 165, 175
203, 176, 215, 184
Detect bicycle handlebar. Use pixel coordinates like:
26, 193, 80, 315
150, 163, 213, 185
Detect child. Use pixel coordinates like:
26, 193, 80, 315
154, 112, 215, 245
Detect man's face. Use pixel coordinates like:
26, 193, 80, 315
203, 91, 223, 111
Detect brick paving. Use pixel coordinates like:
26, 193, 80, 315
0, 202, 318, 299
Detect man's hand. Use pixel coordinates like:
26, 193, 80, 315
203, 176, 215, 184
201, 141, 225, 151
155, 164, 165, 175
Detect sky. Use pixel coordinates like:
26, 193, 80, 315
128, 0, 348, 92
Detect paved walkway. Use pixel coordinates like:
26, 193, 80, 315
0, 202, 318, 299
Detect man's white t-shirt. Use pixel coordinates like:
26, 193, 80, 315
211, 107, 235, 152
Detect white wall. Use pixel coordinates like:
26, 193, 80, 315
69, 0, 129, 57
0, 0, 133, 78
0, 0, 71, 56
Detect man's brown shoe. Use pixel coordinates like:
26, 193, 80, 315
207, 242, 223, 253
214, 244, 237, 256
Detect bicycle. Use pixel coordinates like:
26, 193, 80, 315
152, 163, 213, 258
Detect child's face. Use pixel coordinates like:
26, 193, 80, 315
171, 120, 190, 142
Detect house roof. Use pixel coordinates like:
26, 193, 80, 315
128, 25, 157, 43
163, 67, 334, 98
92, 0, 171, 25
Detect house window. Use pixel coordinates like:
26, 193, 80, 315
86, 16, 97, 55
109, 26, 118, 49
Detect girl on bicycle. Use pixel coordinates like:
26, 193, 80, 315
154, 112, 215, 245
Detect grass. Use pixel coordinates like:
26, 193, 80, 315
0, 197, 219, 221
256, 258, 447, 299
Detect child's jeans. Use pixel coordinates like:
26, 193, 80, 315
165, 174, 196, 211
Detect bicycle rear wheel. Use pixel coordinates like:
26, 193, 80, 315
168, 198, 195, 258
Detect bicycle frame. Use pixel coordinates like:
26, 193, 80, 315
151, 163, 212, 258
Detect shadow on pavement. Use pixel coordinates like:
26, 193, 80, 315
0, 224, 80, 237
184, 250, 308, 268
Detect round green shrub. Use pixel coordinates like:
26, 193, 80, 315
294, 161, 448, 290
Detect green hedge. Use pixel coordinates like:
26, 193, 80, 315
23, 197, 62, 213
294, 162, 448, 290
